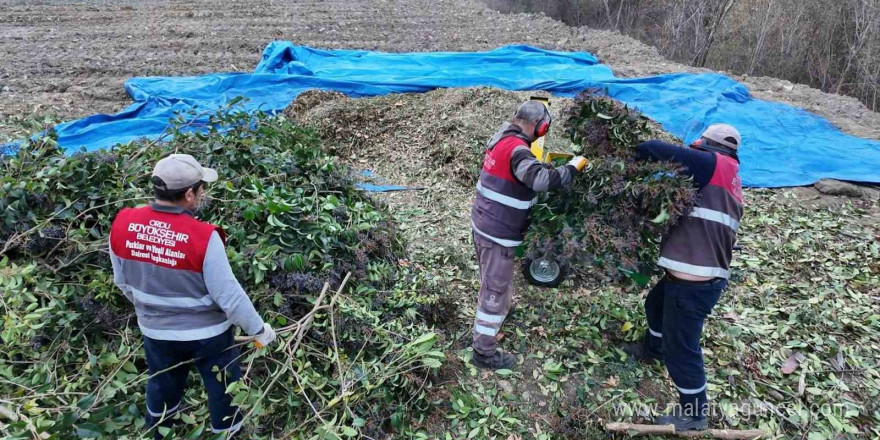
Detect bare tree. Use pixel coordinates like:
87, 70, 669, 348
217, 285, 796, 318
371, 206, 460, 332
486, 0, 880, 110
694, 0, 737, 67
836, 0, 877, 93
747, 0, 778, 75
601, 0, 615, 27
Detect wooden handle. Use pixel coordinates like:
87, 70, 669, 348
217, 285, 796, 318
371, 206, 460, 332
234, 335, 264, 348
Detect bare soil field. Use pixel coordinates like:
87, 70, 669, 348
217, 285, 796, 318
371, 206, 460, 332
1, 0, 879, 141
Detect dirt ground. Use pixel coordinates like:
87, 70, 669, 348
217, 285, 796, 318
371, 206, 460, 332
1, 0, 879, 141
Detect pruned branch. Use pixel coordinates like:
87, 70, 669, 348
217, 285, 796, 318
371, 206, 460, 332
605, 422, 767, 439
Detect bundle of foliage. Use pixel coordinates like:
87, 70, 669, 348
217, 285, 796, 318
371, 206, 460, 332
0, 110, 446, 439
525, 90, 698, 282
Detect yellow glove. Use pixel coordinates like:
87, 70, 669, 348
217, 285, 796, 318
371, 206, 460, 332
568, 156, 588, 172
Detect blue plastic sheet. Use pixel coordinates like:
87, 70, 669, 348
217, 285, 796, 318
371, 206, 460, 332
355, 183, 414, 192
22, 43, 880, 187
356, 170, 418, 192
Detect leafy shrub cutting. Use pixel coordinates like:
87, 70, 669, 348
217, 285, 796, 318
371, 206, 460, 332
524, 90, 698, 283
0, 110, 445, 439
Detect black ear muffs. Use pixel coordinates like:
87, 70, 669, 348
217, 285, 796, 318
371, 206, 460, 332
534, 107, 552, 138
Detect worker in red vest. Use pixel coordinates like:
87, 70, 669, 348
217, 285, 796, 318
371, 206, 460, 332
109, 154, 275, 438
627, 124, 744, 431
469, 101, 588, 369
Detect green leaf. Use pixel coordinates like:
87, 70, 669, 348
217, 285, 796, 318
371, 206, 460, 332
622, 270, 650, 287
122, 361, 138, 374
650, 208, 669, 224
76, 395, 96, 411
75, 423, 102, 438
181, 412, 196, 425
422, 358, 442, 368
408, 332, 437, 352
242, 206, 259, 221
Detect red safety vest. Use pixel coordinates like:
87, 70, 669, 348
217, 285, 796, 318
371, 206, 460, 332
471, 135, 538, 246
110, 205, 224, 273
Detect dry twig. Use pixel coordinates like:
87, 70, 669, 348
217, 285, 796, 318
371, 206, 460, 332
605, 422, 767, 439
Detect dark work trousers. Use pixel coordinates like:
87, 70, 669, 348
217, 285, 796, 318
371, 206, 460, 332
643, 275, 726, 418
471, 232, 516, 357
143, 328, 243, 439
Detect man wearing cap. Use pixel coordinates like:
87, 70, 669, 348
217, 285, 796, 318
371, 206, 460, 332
469, 100, 588, 370
109, 154, 276, 438
625, 124, 744, 430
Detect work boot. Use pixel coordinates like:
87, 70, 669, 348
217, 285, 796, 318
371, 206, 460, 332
623, 341, 664, 365
656, 407, 708, 431
471, 349, 517, 370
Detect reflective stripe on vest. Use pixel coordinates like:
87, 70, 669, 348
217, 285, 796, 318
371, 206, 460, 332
476, 181, 536, 210
472, 222, 522, 248
111, 205, 227, 341
140, 320, 232, 341
690, 207, 740, 231
470, 134, 537, 244
131, 286, 215, 308
657, 153, 742, 279
657, 257, 730, 279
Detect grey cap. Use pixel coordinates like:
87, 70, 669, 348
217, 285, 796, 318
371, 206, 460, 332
702, 124, 741, 150
151, 154, 218, 190
514, 100, 549, 123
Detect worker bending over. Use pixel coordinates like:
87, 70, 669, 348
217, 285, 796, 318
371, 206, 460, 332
109, 154, 276, 438
628, 124, 744, 431
469, 101, 588, 369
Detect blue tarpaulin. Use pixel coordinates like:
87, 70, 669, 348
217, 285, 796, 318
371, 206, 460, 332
25, 43, 880, 187
355, 170, 420, 192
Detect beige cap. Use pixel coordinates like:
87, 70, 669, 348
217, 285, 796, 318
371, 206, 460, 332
151, 154, 218, 190
702, 124, 741, 150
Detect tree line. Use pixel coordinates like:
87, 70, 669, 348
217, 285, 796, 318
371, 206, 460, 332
486, 0, 880, 111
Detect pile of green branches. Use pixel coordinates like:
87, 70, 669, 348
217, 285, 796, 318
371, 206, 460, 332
0, 110, 446, 439
525, 90, 698, 283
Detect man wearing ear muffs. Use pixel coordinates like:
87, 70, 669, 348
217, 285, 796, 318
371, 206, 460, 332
626, 124, 744, 431
469, 100, 588, 370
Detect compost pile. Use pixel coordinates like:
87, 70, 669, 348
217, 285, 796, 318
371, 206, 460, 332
525, 90, 698, 283
286, 87, 560, 189
0, 111, 445, 439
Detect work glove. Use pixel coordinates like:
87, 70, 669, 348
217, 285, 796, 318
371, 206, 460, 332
253, 323, 277, 348
568, 156, 588, 172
